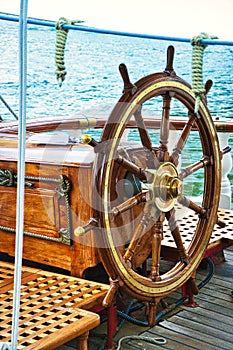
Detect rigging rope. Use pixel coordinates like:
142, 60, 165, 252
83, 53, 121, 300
0, 94, 18, 120
191, 32, 217, 113
55, 17, 83, 86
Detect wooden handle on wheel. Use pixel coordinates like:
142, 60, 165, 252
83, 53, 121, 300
102, 278, 119, 307
165, 45, 175, 74
119, 63, 137, 94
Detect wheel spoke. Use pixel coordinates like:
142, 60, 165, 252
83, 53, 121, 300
179, 156, 210, 180
111, 191, 148, 217
149, 215, 164, 281
134, 106, 153, 151
134, 107, 159, 169
123, 203, 152, 263
179, 196, 225, 228
166, 209, 189, 263
178, 195, 206, 215
159, 92, 171, 161
115, 154, 147, 182
170, 112, 196, 165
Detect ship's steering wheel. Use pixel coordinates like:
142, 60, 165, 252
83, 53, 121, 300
84, 46, 221, 325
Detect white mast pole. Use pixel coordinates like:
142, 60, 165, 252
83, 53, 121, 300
11, 0, 28, 349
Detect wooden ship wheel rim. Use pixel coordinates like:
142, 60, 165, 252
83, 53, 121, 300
94, 71, 221, 301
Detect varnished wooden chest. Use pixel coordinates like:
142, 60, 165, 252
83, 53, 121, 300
0, 140, 99, 277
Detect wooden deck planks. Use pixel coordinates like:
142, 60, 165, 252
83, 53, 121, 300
176, 309, 233, 336
154, 320, 232, 350
161, 316, 232, 347
124, 247, 233, 350
125, 325, 225, 350
179, 306, 233, 331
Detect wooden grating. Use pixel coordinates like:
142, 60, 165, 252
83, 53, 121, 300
0, 262, 109, 349
0, 305, 99, 350
163, 208, 233, 249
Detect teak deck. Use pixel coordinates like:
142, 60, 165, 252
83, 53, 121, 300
125, 247, 233, 350
0, 262, 109, 349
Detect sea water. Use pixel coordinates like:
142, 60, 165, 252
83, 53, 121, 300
0, 20, 232, 207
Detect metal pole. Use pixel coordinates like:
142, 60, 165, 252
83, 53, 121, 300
0, 12, 233, 46
11, 0, 28, 349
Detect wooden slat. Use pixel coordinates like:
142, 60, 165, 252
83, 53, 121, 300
0, 115, 232, 134
157, 320, 232, 350
178, 309, 233, 334
165, 314, 232, 344
130, 326, 217, 350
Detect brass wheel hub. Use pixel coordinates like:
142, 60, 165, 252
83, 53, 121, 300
143, 162, 183, 212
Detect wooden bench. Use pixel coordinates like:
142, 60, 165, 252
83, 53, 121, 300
0, 262, 109, 349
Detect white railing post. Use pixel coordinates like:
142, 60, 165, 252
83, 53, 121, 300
217, 128, 232, 209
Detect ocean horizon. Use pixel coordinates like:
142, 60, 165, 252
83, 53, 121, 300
0, 18, 232, 208
1, 20, 233, 121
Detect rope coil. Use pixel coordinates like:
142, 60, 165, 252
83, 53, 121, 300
191, 32, 217, 113
55, 17, 83, 86
116, 335, 166, 350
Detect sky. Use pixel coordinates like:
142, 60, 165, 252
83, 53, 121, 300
0, 0, 233, 40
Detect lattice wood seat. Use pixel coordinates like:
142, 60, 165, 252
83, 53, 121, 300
0, 262, 109, 349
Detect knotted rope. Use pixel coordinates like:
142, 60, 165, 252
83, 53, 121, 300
55, 17, 83, 86
191, 32, 217, 113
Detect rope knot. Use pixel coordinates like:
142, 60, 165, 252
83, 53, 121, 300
56, 175, 72, 197
0, 169, 15, 187
191, 32, 218, 113
191, 32, 212, 48
55, 17, 84, 86
56, 17, 72, 31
